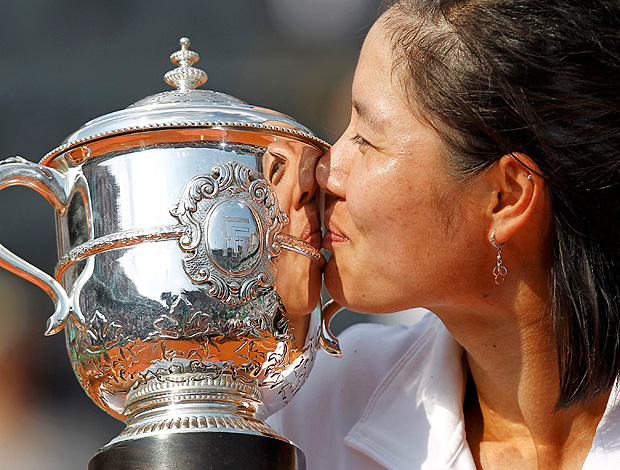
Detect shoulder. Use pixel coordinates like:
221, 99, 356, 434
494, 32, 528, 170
267, 310, 446, 443
328, 311, 440, 385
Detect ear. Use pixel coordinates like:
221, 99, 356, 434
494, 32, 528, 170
485, 153, 545, 245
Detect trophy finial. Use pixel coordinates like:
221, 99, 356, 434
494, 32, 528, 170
164, 37, 208, 92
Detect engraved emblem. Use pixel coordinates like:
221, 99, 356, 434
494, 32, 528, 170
207, 200, 261, 274
170, 161, 287, 305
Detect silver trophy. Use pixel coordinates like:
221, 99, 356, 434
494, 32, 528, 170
0, 38, 341, 469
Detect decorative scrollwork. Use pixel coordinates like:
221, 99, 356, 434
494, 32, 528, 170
170, 161, 287, 305
83, 310, 124, 353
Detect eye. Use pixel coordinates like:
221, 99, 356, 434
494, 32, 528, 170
351, 133, 373, 152
269, 155, 286, 184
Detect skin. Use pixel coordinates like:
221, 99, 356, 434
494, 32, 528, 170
317, 16, 610, 470
262, 137, 323, 344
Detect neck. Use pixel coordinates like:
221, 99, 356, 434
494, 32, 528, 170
434, 273, 610, 469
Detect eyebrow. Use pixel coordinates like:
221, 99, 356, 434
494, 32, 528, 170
352, 99, 385, 132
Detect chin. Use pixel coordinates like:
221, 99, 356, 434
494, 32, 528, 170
283, 278, 322, 316
276, 254, 322, 316
324, 260, 376, 313
324, 259, 413, 314
323, 259, 345, 300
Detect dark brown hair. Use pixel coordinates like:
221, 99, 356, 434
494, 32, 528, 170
383, 0, 620, 408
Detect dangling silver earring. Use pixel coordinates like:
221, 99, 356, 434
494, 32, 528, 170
490, 231, 507, 285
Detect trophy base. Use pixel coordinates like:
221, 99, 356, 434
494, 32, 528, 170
88, 431, 306, 470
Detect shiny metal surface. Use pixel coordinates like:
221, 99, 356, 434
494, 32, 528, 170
164, 37, 208, 91
41, 38, 328, 165
0, 156, 76, 335
0, 37, 340, 452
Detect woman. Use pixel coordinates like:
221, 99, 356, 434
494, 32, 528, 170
268, 0, 620, 469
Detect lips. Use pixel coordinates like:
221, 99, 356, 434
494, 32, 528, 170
299, 217, 323, 250
303, 229, 323, 250
323, 221, 349, 249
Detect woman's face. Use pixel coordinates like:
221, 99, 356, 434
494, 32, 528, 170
262, 138, 323, 317
318, 19, 489, 313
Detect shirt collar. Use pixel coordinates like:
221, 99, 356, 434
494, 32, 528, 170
343, 315, 475, 469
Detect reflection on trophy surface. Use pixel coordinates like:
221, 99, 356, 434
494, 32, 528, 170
0, 37, 340, 469
263, 138, 324, 344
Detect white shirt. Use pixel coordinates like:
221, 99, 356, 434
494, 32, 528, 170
267, 312, 620, 470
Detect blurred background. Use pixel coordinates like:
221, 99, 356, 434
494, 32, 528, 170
0, 1, 420, 468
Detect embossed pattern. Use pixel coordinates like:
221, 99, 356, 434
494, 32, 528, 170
170, 161, 287, 305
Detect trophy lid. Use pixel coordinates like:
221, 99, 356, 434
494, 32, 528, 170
41, 37, 328, 164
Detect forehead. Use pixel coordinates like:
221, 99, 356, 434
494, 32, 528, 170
352, 19, 449, 161
352, 21, 428, 138
352, 20, 415, 129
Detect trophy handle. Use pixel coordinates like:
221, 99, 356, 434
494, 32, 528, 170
0, 156, 74, 336
319, 299, 343, 357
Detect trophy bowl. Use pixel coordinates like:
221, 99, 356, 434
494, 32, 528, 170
0, 38, 341, 469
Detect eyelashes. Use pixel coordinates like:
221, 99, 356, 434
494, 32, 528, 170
351, 133, 373, 151
269, 154, 286, 184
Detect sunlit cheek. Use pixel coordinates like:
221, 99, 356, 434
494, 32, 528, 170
345, 185, 384, 236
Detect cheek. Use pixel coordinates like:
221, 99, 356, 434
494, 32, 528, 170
347, 166, 419, 237
274, 178, 295, 214
346, 164, 394, 230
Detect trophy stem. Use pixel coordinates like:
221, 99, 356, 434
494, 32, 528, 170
109, 372, 283, 446
89, 372, 307, 469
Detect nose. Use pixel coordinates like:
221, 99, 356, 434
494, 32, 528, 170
315, 133, 350, 198
294, 147, 320, 209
